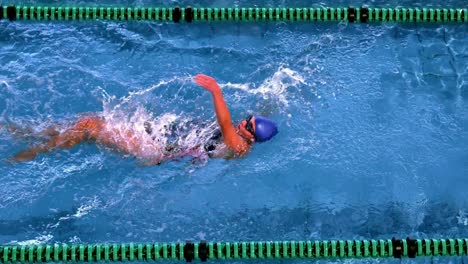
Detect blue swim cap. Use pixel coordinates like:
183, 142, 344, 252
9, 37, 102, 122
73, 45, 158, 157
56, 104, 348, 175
253, 116, 278, 142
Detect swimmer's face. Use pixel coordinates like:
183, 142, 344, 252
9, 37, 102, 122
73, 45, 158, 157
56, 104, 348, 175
237, 115, 255, 143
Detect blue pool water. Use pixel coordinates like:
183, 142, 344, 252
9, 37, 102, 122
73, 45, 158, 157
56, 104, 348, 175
0, 0, 467, 262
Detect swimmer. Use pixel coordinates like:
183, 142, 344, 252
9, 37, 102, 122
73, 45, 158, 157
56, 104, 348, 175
8, 74, 278, 164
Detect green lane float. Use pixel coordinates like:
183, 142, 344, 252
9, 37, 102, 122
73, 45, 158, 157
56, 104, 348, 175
0, 5, 466, 23
0, 238, 467, 262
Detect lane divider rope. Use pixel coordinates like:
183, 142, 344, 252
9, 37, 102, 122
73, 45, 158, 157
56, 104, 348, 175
0, 5, 466, 23
0, 238, 467, 262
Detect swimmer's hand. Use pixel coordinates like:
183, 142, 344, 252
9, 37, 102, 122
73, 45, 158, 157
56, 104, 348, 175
194, 74, 221, 94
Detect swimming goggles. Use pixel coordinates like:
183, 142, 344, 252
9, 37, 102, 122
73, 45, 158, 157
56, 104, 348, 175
245, 115, 255, 136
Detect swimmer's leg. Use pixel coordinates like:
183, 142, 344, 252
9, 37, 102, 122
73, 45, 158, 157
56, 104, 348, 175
11, 117, 104, 162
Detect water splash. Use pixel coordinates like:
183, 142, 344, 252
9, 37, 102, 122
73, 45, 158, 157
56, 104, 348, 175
457, 210, 468, 226
11, 234, 53, 246
98, 77, 212, 164
224, 65, 307, 107
100, 76, 191, 113
56, 197, 101, 223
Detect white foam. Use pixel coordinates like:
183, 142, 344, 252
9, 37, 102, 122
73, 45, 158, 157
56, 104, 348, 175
69, 236, 81, 243
73, 197, 100, 218
12, 234, 53, 246
457, 210, 468, 226
101, 76, 190, 113
223, 65, 307, 107
47, 197, 101, 230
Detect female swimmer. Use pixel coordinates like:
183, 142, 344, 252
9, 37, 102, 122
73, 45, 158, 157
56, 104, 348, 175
10, 74, 278, 164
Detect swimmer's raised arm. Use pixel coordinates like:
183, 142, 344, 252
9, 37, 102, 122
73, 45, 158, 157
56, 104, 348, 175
194, 74, 250, 155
